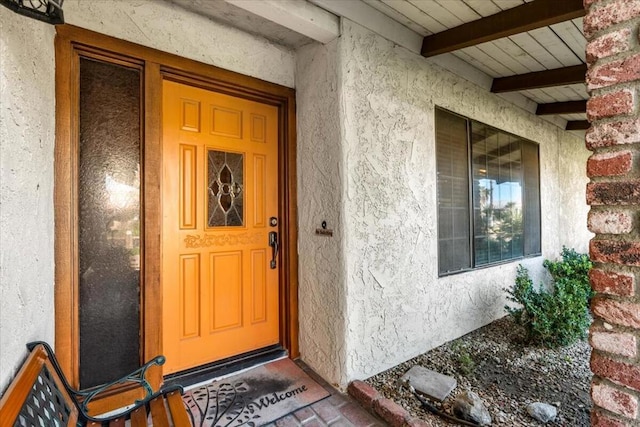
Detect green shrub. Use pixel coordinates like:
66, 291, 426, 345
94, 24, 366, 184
504, 247, 593, 347
543, 247, 593, 300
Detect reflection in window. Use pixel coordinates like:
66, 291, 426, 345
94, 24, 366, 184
472, 124, 524, 266
208, 150, 244, 227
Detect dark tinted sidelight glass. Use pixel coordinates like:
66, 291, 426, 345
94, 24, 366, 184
78, 58, 141, 388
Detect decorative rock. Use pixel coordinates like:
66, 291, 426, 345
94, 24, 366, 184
452, 391, 492, 426
527, 402, 558, 423
401, 366, 457, 402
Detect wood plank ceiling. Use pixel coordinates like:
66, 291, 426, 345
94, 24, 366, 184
364, 0, 588, 130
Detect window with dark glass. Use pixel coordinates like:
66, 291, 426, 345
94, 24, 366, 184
78, 57, 142, 388
436, 108, 541, 276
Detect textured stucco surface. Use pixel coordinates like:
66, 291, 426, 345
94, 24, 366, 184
0, 8, 56, 393
334, 21, 591, 384
63, 0, 295, 88
296, 40, 347, 387
559, 132, 593, 253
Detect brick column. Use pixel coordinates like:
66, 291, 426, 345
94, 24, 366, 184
585, 0, 640, 425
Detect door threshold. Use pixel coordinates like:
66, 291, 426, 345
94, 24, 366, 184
163, 345, 287, 389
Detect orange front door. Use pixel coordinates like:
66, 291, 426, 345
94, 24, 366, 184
162, 80, 280, 374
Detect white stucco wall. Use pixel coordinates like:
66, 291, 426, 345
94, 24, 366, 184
0, 7, 56, 393
294, 20, 591, 385
63, 0, 295, 88
295, 40, 347, 387
559, 132, 593, 253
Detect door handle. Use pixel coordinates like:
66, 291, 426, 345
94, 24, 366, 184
268, 231, 278, 269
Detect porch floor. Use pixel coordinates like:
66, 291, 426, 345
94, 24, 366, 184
265, 362, 386, 427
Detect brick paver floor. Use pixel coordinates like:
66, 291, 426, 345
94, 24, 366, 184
263, 363, 386, 427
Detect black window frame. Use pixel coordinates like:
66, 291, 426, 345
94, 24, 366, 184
435, 107, 541, 277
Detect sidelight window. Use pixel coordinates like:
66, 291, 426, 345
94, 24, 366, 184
78, 57, 142, 388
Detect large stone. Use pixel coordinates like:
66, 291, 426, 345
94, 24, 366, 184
527, 402, 558, 423
452, 391, 492, 426
401, 366, 457, 402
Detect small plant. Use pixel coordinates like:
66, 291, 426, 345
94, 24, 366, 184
451, 342, 475, 376
504, 247, 592, 347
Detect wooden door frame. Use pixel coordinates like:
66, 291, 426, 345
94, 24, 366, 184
54, 24, 299, 394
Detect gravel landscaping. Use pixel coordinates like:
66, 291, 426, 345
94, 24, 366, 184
365, 316, 591, 426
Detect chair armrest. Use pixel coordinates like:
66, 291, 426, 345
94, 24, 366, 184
81, 385, 185, 424
26, 341, 173, 421
71, 354, 166, 415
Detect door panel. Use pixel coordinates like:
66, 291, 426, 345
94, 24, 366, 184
162, 80, 280, 374
179, 254, 200, 339
179, 144, 197, 229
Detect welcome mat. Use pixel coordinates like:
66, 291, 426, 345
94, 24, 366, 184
182, 358, 330, 427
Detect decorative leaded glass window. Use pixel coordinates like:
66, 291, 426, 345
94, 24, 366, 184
208, 150, 244, 227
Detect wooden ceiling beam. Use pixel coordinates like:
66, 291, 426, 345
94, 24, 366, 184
536, 100, 587, 115
420, 0, 585, 57
566, 120, 590, 131
491, 64, 587, 93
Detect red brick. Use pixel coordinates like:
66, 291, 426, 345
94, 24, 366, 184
586, 117, 640, 149
293, 406, 315, 422
587, 28, 633, 63
327, 393, 348, 408
592, 296, 640, 328
587, 181, 640, 206
339, 403, 379, 426
373, 398, 411, 427
584, 0, 640, 39
311, 399, 341, 423
590, 268, 635, 296
592, 383, 638, 418
588, 210, 635, 234
591, 329, 637, 357
587, 151, 633, 177
587, 90, 635, 121
590, 239, 640, 266
587, 54, 640, 90
591, 352, 640, 391
347, 381, 381, 410
592, 409, 629, 427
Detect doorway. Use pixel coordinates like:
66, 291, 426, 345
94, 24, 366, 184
54, 25, 299, 408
